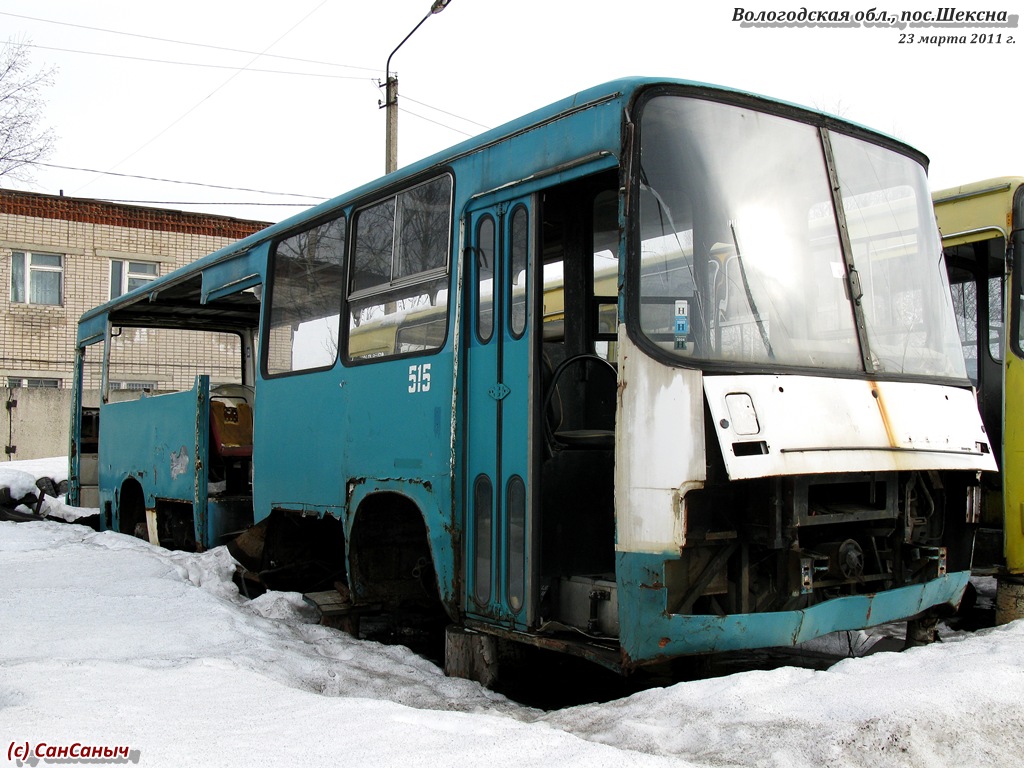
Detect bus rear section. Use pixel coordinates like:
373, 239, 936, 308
69, 250, 265, 552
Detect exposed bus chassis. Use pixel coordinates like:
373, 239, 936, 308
669, 469, 972, 620
535, 468, 976, 661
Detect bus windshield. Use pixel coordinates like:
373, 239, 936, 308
636, 95, 966, 379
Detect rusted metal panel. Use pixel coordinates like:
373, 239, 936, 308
345, 477, 458, 612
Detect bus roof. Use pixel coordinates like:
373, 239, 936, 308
933, 176, 1024, 248
78, 76, 930, 341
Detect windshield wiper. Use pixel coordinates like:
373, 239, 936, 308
729, 221, 774, 360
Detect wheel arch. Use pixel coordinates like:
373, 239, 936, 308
116, 476, 147, 538
347, 485, 457, 619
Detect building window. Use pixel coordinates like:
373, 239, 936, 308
7, 377, 61, 388
110, 259, 158, 299
11, 251, 63, 306
109, 381, 156, 392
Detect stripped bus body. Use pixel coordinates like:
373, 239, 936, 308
69, 78, 996, 678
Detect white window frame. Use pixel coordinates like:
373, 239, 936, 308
109, 380, 156, 392
11, 251, 64, 306
110, 259, 159, 300
7, 377, 62, 388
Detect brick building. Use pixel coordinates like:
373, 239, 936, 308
0, 189, 269, 391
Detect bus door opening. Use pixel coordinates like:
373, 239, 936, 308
537, 172, 620, 637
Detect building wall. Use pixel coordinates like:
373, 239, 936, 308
0, 189, 270, 460
0, 387, 149, 466
0, 189, 269, 459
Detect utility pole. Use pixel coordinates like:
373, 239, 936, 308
382, 0, 452, 174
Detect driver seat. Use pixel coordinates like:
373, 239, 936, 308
543, 353, 617, 453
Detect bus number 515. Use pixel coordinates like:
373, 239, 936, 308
408, 363, 431, 393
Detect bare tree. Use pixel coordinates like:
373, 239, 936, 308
0, 38, 57, 182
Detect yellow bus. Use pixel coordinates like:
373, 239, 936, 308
934, 177, 1024, 621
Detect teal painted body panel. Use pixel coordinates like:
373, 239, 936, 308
252, 367, 349, 517
98, 377, 211, 544
97, 376, 248, 549
253, 343, 459, 598
342, 352, 458, 603
253, 350, 456, 512
461, 197, 536, 629
615, 551, 970, 663
200, 246, 266, 303
77, 313, 107, 345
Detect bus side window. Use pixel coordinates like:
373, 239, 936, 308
989, 274, 1004, 363
593, 188, 619, 362
264, 215, 346, 376
947, 264, 979, 385
347, 175, 453, 361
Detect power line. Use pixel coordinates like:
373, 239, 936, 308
0, 10, 378, 74
401, 95, 492, 131
26, 43, 374, 80
33, 162, 327, 200
27, 43, 488, 136
72, 0, 333, 196
400, 107, 475, 137
10, 10, 490, 141
28, 46, 486, 140
9, 9, 495, 177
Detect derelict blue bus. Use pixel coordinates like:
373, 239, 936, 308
69, 77, 996, 679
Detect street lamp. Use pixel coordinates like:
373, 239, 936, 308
382, 0, 451, 174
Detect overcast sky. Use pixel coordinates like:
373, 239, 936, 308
2, 1, 1020, 224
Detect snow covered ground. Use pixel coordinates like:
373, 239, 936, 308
2, 459, 1024, 767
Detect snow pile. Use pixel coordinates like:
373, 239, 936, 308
2, 454, 1024, 766
547, 633, 1024, 766
0, 465, 39, 500
0, 456, 94, 522
2, 521, 1024, 766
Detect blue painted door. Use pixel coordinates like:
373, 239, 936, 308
253, 366, 347, 520
464, 197, 535, 628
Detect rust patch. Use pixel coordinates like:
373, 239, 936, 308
658, 637, 670, 648
871, 381, 899, 448
346, 478, 367, 506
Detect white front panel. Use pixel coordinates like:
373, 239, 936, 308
703, 375, 997, 479
615, 330, 705, 553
